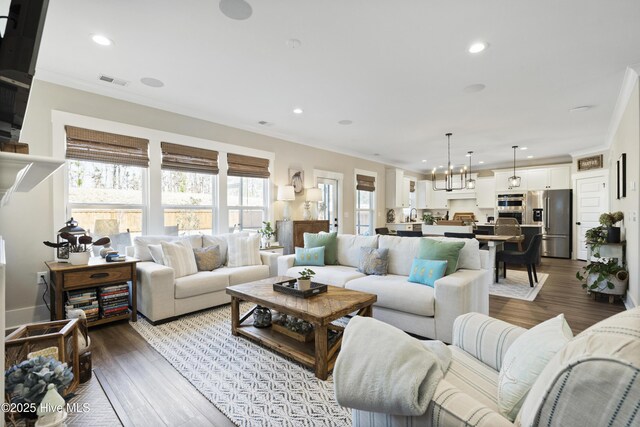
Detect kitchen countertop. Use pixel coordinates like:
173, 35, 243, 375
386, 222, 421, 225
477, 223, 542, 228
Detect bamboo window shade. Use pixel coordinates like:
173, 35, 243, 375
64, 126, 149, 168
65, 126, 149, 167
161, 142, 219, 174
227, 153, 270, 178
356, 174, 375, 192
410, 180, 415, 193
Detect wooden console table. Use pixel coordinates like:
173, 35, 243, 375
45, 257, 138, 327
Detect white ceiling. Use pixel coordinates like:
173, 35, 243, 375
35, 0, 640, 172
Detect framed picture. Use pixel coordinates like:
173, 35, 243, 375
617, 153, 626, 199
577, 154, 603, 171
289, 168, 304, 194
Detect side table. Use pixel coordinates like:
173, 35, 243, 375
45, 257, 138, 327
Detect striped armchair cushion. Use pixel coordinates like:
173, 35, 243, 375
517, 307, 640, 426
453, 313, 526, 371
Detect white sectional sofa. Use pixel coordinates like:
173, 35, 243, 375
277, 234, 491, 343
127, 233, 279, 324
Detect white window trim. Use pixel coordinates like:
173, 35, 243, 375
227, 176, 269, 232
354, 168, 377, 236
313, 169, 344, 233
161, 170, 217, 235
51, 110, 275, 238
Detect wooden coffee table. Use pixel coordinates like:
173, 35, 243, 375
226, 276, 377, 380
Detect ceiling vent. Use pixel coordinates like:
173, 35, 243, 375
258, 120, 273, 126
98, 74, 129, 86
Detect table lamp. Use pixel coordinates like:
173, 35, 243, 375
304, 188, 323, 220
277, 185, 295, 220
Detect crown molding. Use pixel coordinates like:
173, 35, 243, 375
604, 65, 640, 150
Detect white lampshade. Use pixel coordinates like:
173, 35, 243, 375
306, 187, 322, 202
277, 185, 295, 201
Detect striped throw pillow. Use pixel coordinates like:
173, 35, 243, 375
160, 240, 198, 278
227, 233, 261, 267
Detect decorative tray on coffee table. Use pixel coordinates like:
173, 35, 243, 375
272, 278, 327, 298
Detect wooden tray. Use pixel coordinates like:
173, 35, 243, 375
271, 323, 314, 342
272, 279, 327, 298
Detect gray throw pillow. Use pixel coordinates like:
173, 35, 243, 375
193, 245, 223, 271
357, 247, 389, 276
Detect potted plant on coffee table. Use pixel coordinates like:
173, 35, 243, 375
297, 268, 315, 290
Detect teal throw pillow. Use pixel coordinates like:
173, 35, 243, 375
408, 258, 448, 287
294, 246, 325, 267
357, 247, 389, 276
417, 238, 465, 276
303, 231, 338, 265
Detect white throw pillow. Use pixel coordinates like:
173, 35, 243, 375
430, 236, 481, 270
498, 314, 573, 421
148, 244, 165, 265
160, 240, 198, 278
227, 233, 261, 267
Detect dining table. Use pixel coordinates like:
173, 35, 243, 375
474, 235, 514, 283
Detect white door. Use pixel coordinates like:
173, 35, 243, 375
576, 175, 608, 260
317, 177, 339, 232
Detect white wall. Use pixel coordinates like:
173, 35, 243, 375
609, 78, 640, 307
0, 80, 396, 327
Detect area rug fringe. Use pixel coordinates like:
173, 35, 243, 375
131, 303, 350, 427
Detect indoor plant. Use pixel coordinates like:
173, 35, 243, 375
422, 213, 434, 225
576, 258, 628, 295
297, 268, 315, 290
43, 234, 110, 265
599, 211, 624, 243
257, 221, 276, 248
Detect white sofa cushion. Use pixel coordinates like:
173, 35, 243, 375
174, 271, 230, 299
336, 234, 379, 268
134, 235, 202, 261
224, 265, 271, 285
346, 274, 435, 317
285, 265, 365, 287
498, 313, 573, 421
378, 235, 422, 276
148, 244, 165, 265
161, 240, 198, 279
446, 346, 500, 412
203, 232, 246, 265
227, 233, 261, 267
428, 236, 481, 270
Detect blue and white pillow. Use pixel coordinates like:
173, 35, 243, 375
294, 246, 325, 266
408, 258, 448, 287
357, 247, 389, 276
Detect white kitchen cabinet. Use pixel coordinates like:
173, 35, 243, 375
403, 177, 412, 207
430, 187, 449, 209
526, 168, 548, 190
548, 166, 571, 189
475, 176, 496, 208
385, 169, 408, 208
494, 170, 528, 192
416, 180, 431, 208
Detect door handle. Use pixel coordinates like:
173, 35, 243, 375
576, 222, 581, 225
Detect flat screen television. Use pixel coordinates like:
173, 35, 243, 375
0, 0, 48, 142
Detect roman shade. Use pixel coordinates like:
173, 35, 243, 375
65, 125, 149, 167
227, 153, 270, 178
356, 174, 375, 192
410, 180, 415, 193
161, 142, 219, 175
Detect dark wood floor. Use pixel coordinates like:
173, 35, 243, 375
89, 257, 624, 427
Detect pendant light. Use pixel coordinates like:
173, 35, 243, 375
432, 133, 468, 192
466, 151, 476, 189
508, 145, 521, 188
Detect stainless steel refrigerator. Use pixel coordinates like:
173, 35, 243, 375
526, 189, 572, 258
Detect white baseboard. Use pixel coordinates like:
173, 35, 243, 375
624, 293, 637, 310
5, 304, 50, 330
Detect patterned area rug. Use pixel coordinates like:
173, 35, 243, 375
489, 270, 549, 301
130, 304, 350, 427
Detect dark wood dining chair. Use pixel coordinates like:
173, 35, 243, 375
496, 234, 543, 287
444, 232, 475, 239
396, 230, 423, 237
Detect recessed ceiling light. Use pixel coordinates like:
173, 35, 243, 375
569, 105, 591, 113
338, 119, 353, 125
478, 161, 485, 164
140, 77, 164, 88
421, 159, 427, 163
520, 147, 528, 150
219, 0, 253, 20
286, 38, 302, 49
468, 42, 487, 54
463, 83, 486, 93
527, 155, 534, 159
438, 165, 444, 168
92, 34, 112, 46
293, 108, 303, 115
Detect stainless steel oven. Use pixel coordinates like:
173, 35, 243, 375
498, 211, 523, 224
496, 193, 526, 212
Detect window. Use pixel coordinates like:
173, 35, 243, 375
160, 142, 219, 235
355, 173, 376, 236
356, 190, 374, 235
65, 126, 149, 252
227, 176, 268, 232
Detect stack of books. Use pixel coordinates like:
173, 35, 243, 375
66, 289, 99, 322
99, 283, 130, 319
